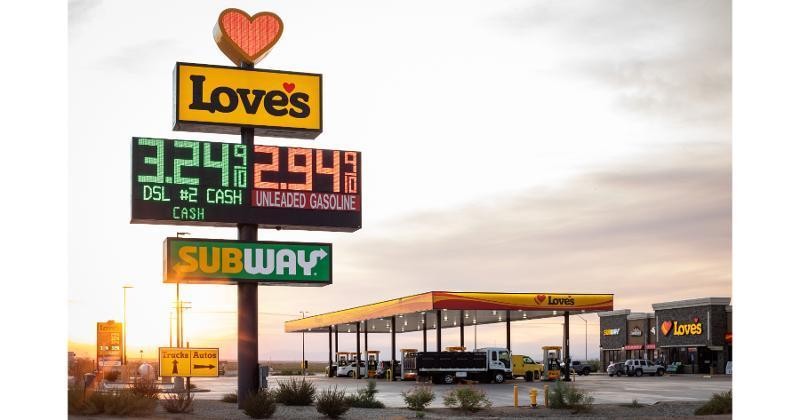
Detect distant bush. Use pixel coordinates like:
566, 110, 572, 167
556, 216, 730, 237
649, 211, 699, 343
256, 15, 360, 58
278, 370, 303, 375
587, 359, 602, 372
626, 399, 643, 408
161, 391, 194, 413
315, 386, 350, 419
131, 378, 160, 400
85, 390, 157, 416
275, 377, 316, 405
443, 386, 491, 412
221, 392, 238, 403
547, 381, 594, 413
242, 390, 277, 419
345, 380, 385, 408
695, 390, 732, 415
402, 385, 436, 412
67, 385, 88, 414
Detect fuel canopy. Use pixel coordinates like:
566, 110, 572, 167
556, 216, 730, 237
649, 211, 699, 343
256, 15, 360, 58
284, 291, 613, 333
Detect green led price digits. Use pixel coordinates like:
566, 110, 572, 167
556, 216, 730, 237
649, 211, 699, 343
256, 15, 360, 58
135, 138, 247, 189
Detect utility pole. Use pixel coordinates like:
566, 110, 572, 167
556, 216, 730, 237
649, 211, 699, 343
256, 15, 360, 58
576, 314, 588, 361
300, 311, 309, 376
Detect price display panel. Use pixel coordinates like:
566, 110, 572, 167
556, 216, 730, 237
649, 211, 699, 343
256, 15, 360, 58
131, 137, 361, 231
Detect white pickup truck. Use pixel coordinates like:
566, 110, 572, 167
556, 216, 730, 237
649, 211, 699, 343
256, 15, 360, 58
624, 359, 665, 377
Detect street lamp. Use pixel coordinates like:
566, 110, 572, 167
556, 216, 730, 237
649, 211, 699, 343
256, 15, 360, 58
576, 314, 588, 361
300, 311, 309, 376
122, 285, 134, 366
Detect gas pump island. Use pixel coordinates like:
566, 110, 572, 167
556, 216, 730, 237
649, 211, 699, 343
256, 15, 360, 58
130, 9, 358, 406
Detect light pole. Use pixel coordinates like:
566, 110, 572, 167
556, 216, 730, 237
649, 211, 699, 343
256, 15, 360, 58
122, 285, 134, 366
175, 232, 189, 348
576, 314, 588, 361
300, 311, 309, 376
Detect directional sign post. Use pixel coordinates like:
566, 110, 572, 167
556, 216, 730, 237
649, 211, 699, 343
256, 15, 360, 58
159, 347, 220, 377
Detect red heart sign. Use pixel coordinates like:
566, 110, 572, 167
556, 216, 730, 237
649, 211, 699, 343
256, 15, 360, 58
283, 82, 295, 93
692, 317, 699, 324
660, 320, 673, 336
213, 8, 283, 66
535, 294, 546, 304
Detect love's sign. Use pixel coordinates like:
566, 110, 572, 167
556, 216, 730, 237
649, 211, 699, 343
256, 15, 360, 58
173, 62, 322, 139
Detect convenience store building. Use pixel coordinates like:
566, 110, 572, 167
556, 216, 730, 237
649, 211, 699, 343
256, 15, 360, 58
599, 297, 732, 374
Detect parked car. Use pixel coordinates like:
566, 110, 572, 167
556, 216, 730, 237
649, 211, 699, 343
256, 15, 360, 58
336, 361, 367, 377
624, 359, 665, 377
607, 361, 626, 377
570, 360, 597, 376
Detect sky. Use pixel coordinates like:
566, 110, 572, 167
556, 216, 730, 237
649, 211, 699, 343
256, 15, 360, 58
68, 0, 731, 362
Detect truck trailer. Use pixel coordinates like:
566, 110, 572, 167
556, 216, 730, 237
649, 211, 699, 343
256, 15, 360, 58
415, 347, 512, 384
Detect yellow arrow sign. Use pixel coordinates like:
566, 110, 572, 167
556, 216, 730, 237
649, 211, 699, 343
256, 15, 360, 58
159, 347, 219, 377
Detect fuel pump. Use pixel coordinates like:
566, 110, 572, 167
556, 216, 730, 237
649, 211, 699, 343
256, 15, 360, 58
366, 350, 380, 378
541, 346, 563, 381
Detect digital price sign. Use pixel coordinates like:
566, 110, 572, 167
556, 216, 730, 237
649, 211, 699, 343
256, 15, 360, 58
131, 137, 361, 231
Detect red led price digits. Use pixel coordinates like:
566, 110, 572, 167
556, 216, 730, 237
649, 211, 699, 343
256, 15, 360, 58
344, 151, 358, 194
254, 146, 355, 193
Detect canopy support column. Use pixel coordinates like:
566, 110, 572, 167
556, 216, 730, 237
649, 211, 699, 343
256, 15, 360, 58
459, 311, 465, 348
355, 323, 361, 380
563, 312, 571, 382
423, 315, 427, 352
328, 326, 333, 377
506, 310, 511, 352
391, 316, 396, 381
436, 310, 442, 352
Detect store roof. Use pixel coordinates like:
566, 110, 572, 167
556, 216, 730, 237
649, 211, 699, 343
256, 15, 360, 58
285, 291, 613, 333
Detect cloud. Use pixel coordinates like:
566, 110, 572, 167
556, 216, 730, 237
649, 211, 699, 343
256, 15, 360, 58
69, 0, 102, 31
493, 0, 731, 128
330, 140, 730, 313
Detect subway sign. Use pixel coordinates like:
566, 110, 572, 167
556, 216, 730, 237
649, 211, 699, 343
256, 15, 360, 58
164, 238, 332, 286
131, 137, 361, 231
173, 62, 322, 139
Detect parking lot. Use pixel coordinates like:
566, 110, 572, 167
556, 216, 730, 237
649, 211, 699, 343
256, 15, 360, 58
188, 373, 732, 407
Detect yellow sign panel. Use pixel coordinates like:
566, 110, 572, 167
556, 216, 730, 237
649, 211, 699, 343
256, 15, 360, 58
174, 62, 322, 139
159, 347, 220, 377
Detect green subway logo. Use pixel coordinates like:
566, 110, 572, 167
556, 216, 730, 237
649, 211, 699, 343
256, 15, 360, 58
164, 238, 332, 285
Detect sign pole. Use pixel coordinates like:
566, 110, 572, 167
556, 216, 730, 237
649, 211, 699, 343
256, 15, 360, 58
237, 90, 259, 406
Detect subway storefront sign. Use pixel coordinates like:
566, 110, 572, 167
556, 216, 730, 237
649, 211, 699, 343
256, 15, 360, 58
174, 63, 322, 139
164, 238, 331, 286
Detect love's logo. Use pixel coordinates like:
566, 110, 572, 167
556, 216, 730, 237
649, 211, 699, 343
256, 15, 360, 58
213, 8, 283, 66
660, 320, 672, 336
535, 294, 546, 304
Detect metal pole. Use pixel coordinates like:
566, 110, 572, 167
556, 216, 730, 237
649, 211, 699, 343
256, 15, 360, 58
391, 316, 396, 381
423, 314, 427, 352
237, 119, 259, 408
168, 312, 172, 348
300, 311, 308, 377
328, 326, 333, 377
335, 326, 339, 353
506, 310, 511, 352
355, 323, 361, 379
436, 310, 442, 352
423, 325, 427, 351
459, 311, 464, 348
563, 312, 571, 382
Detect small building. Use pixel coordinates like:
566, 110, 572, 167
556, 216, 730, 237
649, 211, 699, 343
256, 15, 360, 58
599, 297, 732, 374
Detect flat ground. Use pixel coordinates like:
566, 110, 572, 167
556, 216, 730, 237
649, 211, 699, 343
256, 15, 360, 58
72, 374, 731, 418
